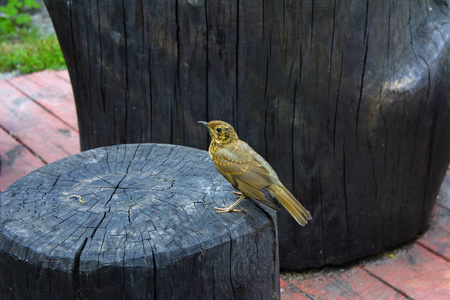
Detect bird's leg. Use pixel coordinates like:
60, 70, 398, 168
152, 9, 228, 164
214, 194, 247, 213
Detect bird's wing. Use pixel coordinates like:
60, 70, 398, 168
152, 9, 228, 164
213, 142, 270, 187
213, 142, 281, 210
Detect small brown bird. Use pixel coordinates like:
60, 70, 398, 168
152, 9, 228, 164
198, 120, 312, 226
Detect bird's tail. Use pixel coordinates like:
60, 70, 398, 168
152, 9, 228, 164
268, 184, 312, 226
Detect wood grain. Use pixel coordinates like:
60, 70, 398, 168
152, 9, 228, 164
0, 143, 279, 299
44, 0, 450, 269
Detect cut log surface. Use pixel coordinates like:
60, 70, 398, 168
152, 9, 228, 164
0, 143, 279, 299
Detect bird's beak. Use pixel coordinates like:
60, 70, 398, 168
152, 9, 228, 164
197, 121, 209, 128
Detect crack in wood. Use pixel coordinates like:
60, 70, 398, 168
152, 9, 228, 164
72, 237, 88, 299
227, 236, 237, 299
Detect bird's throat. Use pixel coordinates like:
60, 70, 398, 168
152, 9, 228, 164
208, 139, 223, 160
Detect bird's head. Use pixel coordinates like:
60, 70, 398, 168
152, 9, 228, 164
198, 120, 239, 144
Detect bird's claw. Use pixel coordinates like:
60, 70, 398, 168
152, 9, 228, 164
214, 206, 242, 213
231, 191, 243, 198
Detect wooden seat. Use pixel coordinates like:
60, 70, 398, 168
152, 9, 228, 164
0, 143, 279, 299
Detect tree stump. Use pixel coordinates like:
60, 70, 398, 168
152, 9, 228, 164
0, 144, 279, 299
44, 0, 450, 269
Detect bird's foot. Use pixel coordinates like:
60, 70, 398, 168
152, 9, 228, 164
215, 194, 246, 213
214, 206, 242, 213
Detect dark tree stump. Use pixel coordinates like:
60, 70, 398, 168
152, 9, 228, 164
0, 144, 279, 299
44, 0, 450, 269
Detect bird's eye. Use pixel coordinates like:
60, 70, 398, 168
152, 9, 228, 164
217, 128, 222, 133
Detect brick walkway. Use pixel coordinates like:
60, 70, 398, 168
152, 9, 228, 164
1, 70, 449, 299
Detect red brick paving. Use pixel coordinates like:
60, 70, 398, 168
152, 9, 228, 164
1, 70, 449, 299
0, 72, 79, 164
0, 128, 44, 190
363, 244, 450, 299
6, 70, 78, 130
282, 266, 408, 299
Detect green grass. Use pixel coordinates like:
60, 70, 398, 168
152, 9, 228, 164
0, 27, 66, 74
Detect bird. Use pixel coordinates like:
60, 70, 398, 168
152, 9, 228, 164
198, 120, 312, 226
